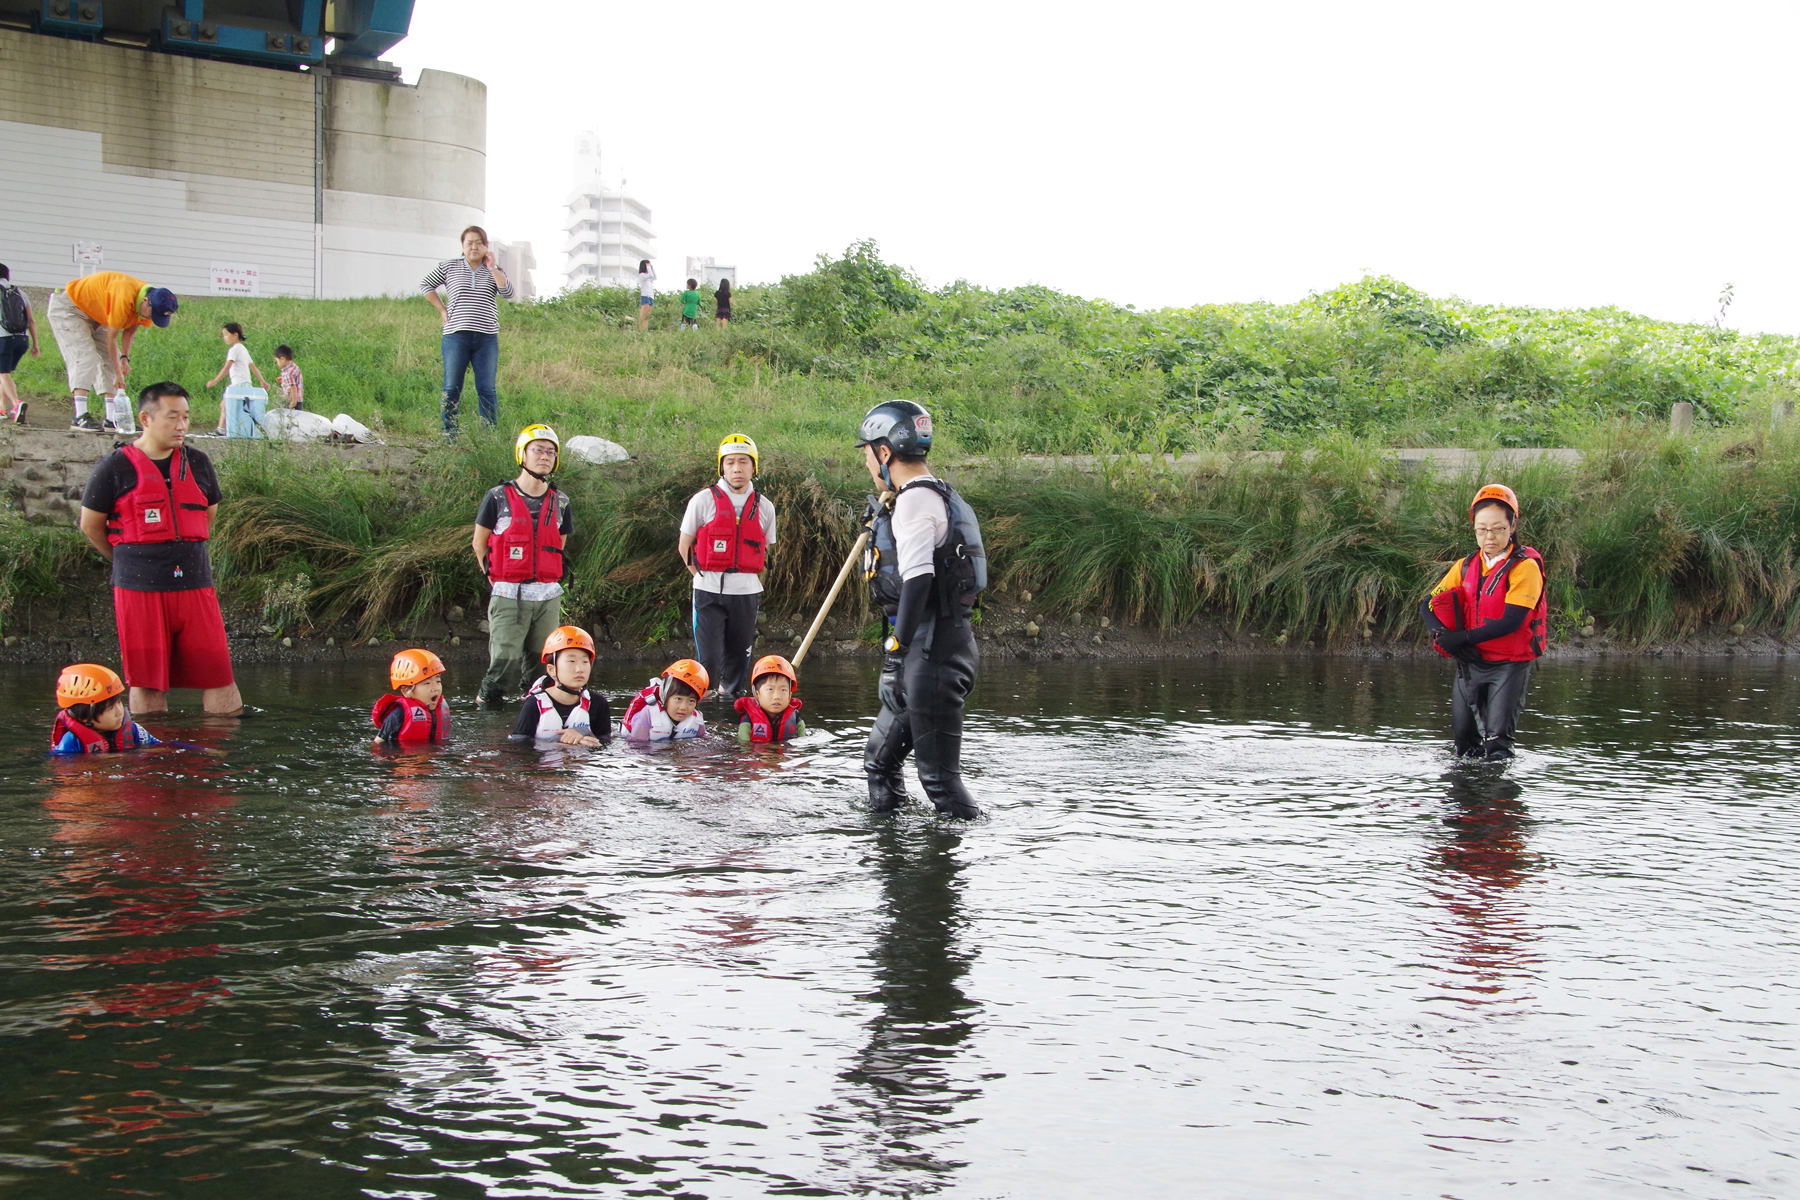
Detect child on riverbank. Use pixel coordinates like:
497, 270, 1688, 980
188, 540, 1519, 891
512, 626, 607, 746
274, 344, 304, 410
372, 649, 450, 745
50, 664, 161, 754
621, 659, 709, 741
735, 655, 805, 743
680, 280, 701, 329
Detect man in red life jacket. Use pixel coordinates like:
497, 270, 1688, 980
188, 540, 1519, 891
1422, 484, 1549, 761
473, 425, 573, 707
76, 382, 242, 715
676, 434, 777, 698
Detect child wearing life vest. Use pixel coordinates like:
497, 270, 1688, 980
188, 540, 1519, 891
372, 649, 451, 746
735, 654, 806, 744
50, 663, 161, 755
511, 625, 609, 746
621, 659, 710, 742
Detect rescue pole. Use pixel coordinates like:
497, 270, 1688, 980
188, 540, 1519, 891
793, 492, 891, 668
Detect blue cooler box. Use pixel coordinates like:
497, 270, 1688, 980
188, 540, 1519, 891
224, 386, 268, 438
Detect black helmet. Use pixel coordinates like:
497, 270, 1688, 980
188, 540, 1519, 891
855, 400, 933, 459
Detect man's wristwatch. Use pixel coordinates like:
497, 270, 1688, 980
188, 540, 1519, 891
884, 635, 905, 654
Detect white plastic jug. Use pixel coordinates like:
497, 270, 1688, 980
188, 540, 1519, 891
104, 389, 136, 434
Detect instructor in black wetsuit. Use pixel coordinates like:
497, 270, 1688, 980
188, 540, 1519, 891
857, 400, 987, 820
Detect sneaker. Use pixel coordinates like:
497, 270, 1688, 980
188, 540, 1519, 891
13, 402, 24, 426
70, 412, 102, 432
101, 418, 117, 432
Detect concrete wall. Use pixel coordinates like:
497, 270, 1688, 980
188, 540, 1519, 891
0, 29, 485, 299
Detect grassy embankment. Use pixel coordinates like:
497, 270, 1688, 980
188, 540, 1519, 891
5, 244, 1800, 646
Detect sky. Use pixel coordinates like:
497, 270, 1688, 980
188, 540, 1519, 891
389, 0, 1800, 332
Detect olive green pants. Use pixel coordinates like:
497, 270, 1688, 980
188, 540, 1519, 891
479, 592, 563, 700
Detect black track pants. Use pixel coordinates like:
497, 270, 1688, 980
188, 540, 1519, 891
1452, 659, 1533, 759
693, 588, 759, 696
865, 613, 981, 818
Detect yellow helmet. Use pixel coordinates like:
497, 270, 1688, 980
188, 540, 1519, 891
717, 433, 759, 476
515, 424, 561, 473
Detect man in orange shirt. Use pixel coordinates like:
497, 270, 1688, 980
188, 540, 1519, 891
46, 271, 179, 432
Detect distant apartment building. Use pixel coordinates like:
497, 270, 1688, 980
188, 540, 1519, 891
685, 257, 738, 287
562, 132, 655, 291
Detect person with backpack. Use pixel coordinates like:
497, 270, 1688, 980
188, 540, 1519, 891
0, 265, 40, 424
855, 400, 987, 820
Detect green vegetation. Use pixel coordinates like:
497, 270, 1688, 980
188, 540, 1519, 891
13, 242, 1797, 453
7, 245, 1800, 647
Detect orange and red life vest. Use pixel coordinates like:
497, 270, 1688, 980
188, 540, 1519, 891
50, 710, 141, 754
486, 483, 565, 585
693, 485, 766, 574
734, 695, 803, 743
106, 445, 211, 546
371, 692, 450, 744
1431, 545, 1548, 663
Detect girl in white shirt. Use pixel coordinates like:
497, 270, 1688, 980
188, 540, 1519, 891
204, 322, 271, 434
636, 260, 656, 332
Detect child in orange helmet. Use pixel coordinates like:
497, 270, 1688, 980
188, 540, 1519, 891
50, 663, 161, 754
621, 659, 710, 741
372, 649, 450, 746
736, 654, 806, 744
511, 625, 607, 746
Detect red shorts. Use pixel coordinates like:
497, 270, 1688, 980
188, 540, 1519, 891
113, 586, 236, 692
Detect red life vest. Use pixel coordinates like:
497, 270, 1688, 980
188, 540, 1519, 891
734, 695, 802, 743
1432, 545, 1548, 663
106, 444, 211, 546
486, 483, 565, 585
50, 710, 140, 754
371, 693, 450, 743
692, 485, 766, 574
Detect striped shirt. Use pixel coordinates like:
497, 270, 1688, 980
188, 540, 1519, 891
420, 258, 515, 334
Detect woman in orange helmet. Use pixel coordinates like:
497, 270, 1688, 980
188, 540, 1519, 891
1422, 484, 1550, 761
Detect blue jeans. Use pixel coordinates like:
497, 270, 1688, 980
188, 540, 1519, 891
440, 330, 498, 433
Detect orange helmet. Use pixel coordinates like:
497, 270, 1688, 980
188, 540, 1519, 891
390, 648, 446, 690
57, 663, 124, 709
662, 658, 710, 699
750, 654, 797, 687
540, 625, 598, 664
1470, 484, 1520, 523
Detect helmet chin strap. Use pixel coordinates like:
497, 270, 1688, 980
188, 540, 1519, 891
523, 465, 553, 482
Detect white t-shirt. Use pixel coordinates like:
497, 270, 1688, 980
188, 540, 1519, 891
639, 267, 656, 298
681, 479, 778, 595
893, 474, 950, 581
225, 342, 253, 386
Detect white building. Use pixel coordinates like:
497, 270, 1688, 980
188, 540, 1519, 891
492, 241, 537, 301
562, 132, 656, 291
685, 257, 738, 287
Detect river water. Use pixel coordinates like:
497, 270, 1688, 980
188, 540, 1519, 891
0, 657, 1793, 1199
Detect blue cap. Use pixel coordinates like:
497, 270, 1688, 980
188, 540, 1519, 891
144, 287, 178, 328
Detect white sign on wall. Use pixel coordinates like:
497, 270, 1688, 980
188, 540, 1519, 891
71, 241, 103, 272
209, 262, 260, 296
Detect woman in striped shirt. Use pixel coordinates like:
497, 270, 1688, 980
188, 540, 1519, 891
421, 226, 514, 435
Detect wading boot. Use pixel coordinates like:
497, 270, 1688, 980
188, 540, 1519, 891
867, 772, 908, 814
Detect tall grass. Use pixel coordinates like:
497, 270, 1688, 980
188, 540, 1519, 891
149, 422, 1800, 647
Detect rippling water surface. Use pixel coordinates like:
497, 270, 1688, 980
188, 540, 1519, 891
0, 657, 1795, 1198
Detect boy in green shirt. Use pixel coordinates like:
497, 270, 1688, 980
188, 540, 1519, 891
680, 279, 701, 329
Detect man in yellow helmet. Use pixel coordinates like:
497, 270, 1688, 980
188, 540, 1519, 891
676, 433, 777, 698
472, 425, 573, 707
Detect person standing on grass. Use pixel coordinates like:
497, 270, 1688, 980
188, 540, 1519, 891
77, 382, 243, 717
473, 424, 573, 708
422, 226, 513, 436
201, 322, 271, 435
46, 269, 178, 432
1422, 483, 1548, 762
274, 345, 304, 409
637, 259, 656, 332
677, 434, 776, 699
714, 278, 732, 328
679, 279, 701, 329
0, 265, 40, 424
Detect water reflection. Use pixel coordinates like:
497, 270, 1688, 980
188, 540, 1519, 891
1425, 767, 1540, 1010
815, 824, 982, 1193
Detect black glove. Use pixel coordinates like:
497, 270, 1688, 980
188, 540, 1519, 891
1435, 628, 1482, 665
879, 643, 906, 713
